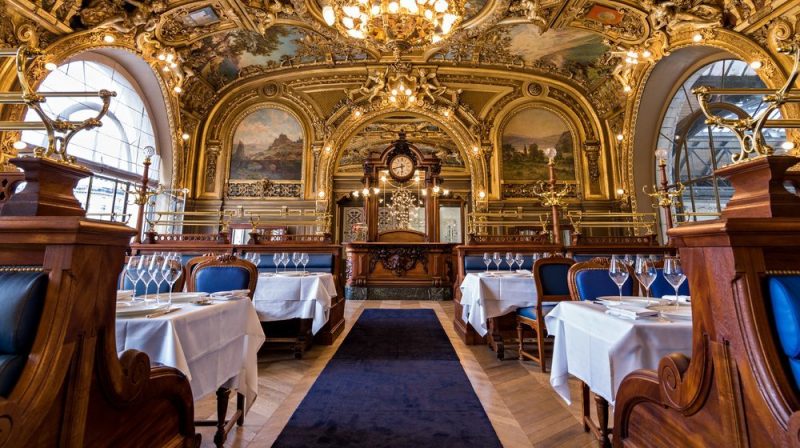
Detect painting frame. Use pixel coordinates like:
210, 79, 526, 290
497, 103, 580, 186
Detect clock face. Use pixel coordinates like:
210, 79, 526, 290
389, 155, 414, 180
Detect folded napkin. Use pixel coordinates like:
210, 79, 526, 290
516, 269, 532, 274
210, 289, 250, 297
662, 295, 691, 304
606, 304, 658, 320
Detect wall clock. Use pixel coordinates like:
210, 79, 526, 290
389, 154, 415, 182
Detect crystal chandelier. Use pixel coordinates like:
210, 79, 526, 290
321, 0, 464, 51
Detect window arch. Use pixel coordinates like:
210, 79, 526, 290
656, 59, 786, 222
20, 57, 164, 222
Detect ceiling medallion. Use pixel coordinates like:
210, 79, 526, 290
321, 0, 465, 53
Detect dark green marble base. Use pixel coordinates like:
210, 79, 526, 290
346, 286, 452, 301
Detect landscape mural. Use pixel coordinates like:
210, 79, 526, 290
501, 108, 575, 181
230, 108, 304, 180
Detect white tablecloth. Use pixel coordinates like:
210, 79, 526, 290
252, 272, 337, 335
459, 272, 538, 336
116, 299, 265, 406
545, 301, 692, 405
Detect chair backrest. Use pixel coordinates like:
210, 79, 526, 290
568, 257, 635, 301
534, 256, 575, 309
767, 275, 800, 389
187, 255, 258, 297
0, 271, 48, 396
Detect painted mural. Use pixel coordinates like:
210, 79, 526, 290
501, 108, 575, 181
230, 108, 304, 180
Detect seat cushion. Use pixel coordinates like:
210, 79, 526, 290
538, 263, 571, 296
0, 354, 25, 397
575, 269, 632, 301
768, 276, 800, 388
650, 268, 691, 298
0, 272, 48, 354
517, 303, 558, 320
195, 266, 251, 294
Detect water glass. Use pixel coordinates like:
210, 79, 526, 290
514, 253, 524, 270
281, 252, 290, 272
292, 252, 302, 271
137, 255, 153, 298
482, 253, 491, 272
161, 258, 181, 307
273, 253, 281, 273
634, 255, 657, 303
608, 255, 629, 301
664, 256, 687, 308
125, 256, 140, 298
505, 252, 514, 271
300, 253, 309, 273
492, 252, 502, 271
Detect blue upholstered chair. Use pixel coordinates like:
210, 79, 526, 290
768, 275, 800, 389
650, 267, 690, 298
0, 271, 48, 397
187, 255, 258, 298
463, 255, 487, 273
568, 257, 636, 301
516, 257, 575, 372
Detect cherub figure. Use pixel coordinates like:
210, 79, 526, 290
347, 67, 389, 103
417, 68, 447, 103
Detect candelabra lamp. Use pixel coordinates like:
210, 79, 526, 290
131, 146, 161, 243
531, 147, 570, 244
643, 148, 684, 230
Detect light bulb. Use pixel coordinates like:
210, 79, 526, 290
362, 188, 370, 196
425, 9, 434, 20
44, 61, 57, 71
781, 141, 795, 151
692, 33, 703, 43
344, 5, 361, 17
373, 187, 380, 194
370, 4, 381, 14
182, 133, 190, 140
322, 6, 336, 25
478, 190, 486, 199
12, 140, 26, 150
380, 175, 387, 182
324, 145, 332, 152
434, 0, 447, 12
472, 145, 479, 153
421, 189, 427, 196
354, 110, 362, 117
405, 88, 412, 96
353, 190, 360, 197
103, 34, 115, 43
388, 1, 399, 12
623, 85, 632, 93
318, 191, 326, 199
432, 185, 440, 193
616, 133, 624, 141
642, 50, 652, 58
655, 148, 669, 160
616, 188, 626, 196
342, 16, 355, 28
443, 189, 449, 196
158, 53, 166, 61
750, 60, 763, 70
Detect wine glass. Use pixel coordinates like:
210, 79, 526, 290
482, 252, 491, 273
137, 255, 153, 299
292, 252, 302, 271
664, 256, 687, 308
623, 254, 635, 268
515, 253, 524, 270
125, 256, 140, 299
161, 257, 181, 308
273, 253, 281, 274
492, 252, 502, 272
250, 252, 261, 268
608, 255, 629, 302
505, 252, 514, 271
149, 255, 165, 303
634, 255, 657, 305
281, 252, 290, 272
532, 252, 541, 263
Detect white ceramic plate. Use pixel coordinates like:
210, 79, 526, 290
116, 302, 168, 317
650, 305, 693, 321
137, 292, 209, 303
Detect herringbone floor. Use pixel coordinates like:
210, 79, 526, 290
195, 300, 597, 447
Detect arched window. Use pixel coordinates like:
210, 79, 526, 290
20, 57, 162, 222
656, 59, 786, 222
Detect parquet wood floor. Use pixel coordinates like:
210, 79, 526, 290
194, 300, 597, 448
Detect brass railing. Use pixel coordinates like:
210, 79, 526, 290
567, 211, 657, 236
467, 208, 551, 237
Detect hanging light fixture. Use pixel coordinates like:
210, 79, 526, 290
320, 0, 465, 52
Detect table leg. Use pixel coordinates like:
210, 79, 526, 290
517, 322, 524, 361
488, 317, 504, 360
214, 387, 231, 447
236, 392, 245, 426
582, 382, 591, 433
595, 394, 611, 448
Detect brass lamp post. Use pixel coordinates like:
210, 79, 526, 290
644, 148, 684, 231
532, 147, 569, 244
132, 145, 158, 244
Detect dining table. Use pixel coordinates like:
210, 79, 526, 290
252, 271, 337, 335
544, 300, 693, 446
459, 270, 538, 337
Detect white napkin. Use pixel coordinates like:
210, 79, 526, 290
606, 304, 658, 320
210, 290, 250, 297
516, 269, 532, 274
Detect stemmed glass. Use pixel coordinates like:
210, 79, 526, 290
623, 254, 635, 268
514, 253, 524, 271
505, 252, 514, 271
300, 253, 309, 273
273, 253, 281, 274
161, 257, 181, 307
137, 255, 153, 299
281, 252, 290, 272
125, 256, 141, 299
483, 252, 491, 273
634, 255, 657, 305
608, 255, 629, 302
664, 256, 687, 308
149, 254, 165, 303
532, 253, 541, 263
292, 252, 302, 271
492, 252, 502, 272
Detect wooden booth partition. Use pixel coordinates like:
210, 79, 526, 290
0, 158, 198, 447
451, 238, 561, 351
613, 155, 800, 447
344, 241, 455, 300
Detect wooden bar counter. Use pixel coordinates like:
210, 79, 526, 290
344, 241, 456, 300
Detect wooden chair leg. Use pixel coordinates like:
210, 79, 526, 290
595, 394, 611, 448
535, 326, 547, 373
582, 382, 591, 433
517, 321, 524, 361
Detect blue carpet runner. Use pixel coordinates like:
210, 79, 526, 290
272, 308, 503, 447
